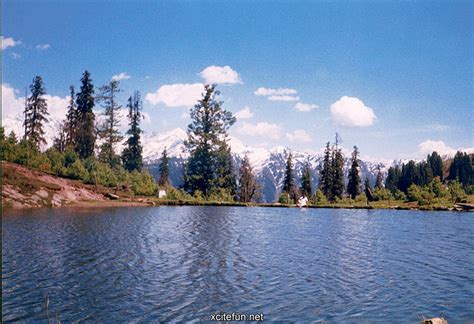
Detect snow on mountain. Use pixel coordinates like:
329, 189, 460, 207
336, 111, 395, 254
142, 128, 188, 162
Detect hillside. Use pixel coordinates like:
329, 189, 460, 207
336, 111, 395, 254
1, 161, 150, 209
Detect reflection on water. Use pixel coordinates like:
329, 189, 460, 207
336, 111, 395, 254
2, 207, 474, 322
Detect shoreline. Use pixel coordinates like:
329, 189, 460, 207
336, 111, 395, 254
3, 198, 472, 212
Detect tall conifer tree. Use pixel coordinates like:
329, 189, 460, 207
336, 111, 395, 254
300, 163, 312, 198
97, 80, 123, 166
347, 146, 361, 199
331, 134, 345, 200
24, 76, 49, 149
319, 142, 333, 200
375, 165, 384, 189
122, 91, 143, 171
158, 148, 170, 187
64, 85, 77, 148
184, 85, 235, 196
238, 155, 257, 203
75, 70, 96, 159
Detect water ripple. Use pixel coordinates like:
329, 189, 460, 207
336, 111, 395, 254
2, 207, 474, 322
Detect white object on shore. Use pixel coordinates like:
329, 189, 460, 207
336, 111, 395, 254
158, 190, 167, 198
298, 196, 308, 208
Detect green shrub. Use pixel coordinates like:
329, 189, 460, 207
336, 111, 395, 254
407, 184, 422, 202
278, 192, 290, 204
313, 189, 328, 205
418, 188, 434, 206
355, 193, 367, 203
130, 170, 157, 196
430, 177, 446, 198
67, 159, 89, 180
448, 180, 467, 203
373, 188, 392, 201
393, 189, 406, 201
208, 188, 235, 202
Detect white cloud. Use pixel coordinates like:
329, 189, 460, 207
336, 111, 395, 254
254, 87, 297, 96
286, 129, 312, 142
111, 72, 131, 81
417, 140, 474, 158
199, 65, 241, 84
11, 53, 21, 60
330, 96, 376, 127
36, 43, 50, 50
146, 83, 204, 107
1, 83, 69, 147
180, 111, 189, 119
2, 84, 24, 117
1, 36, 20, 50
237, 122, 281, 140
234, 106, 253, 119
268, 95, 300, 102
295, 102, 318, 112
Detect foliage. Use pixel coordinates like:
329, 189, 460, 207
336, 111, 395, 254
158, 148, 170, 187
393, 189, 406, 201
24, 76, 49, 149
407, 184, 422, 202
97, 80, 123, 167
122, 91, 144, 172
75, 70, 96, 159
429, 176, 446, 198
427, 151, 443, 181
448, 180, 467, 203
347, 145, 361, 199
130, 170, 157, 196
313, 189, 328, 205
373, 187, 392, 201
238, 155, 257, 202
300, 163, 312, 198
278, 192, 291, 204
319, 142, 333, 200
448, 151, 472, 187
283, 152, 299, 202
183, 85, 236, 196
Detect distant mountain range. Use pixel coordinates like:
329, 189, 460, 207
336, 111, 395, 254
142, 128, 393, 202
3, 114, 464, 203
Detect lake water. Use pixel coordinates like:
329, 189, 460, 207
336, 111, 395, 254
2, 207, 474, 322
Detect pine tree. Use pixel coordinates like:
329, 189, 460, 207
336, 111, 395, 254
332, 134, 345, 200
75, 70, 96, 159
347, 145, 361, 199
64, 85, 77, 148
158, 148, 170, 187
427, 151, 443, 181
97, 80, 123, 166
184, 85, 235, 196
364, 177, 374, 201
53, 122, 67, 152
398, 160, 416, 192
238, 155, 257, 202
24, 76, 49, 149
215, 143, 237, 196
122, 91, 143, 172
300, 163, 312, 198
375, 165, 384, 189
283, 152, 298, 202
385, 166, 400, 192
319, 142, 333, 200
448, 151, 472, 186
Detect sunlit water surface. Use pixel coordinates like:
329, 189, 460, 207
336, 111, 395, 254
2, 207, 474, 322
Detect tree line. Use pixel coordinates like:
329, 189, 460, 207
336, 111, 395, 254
279, 134, 473, 205
2, 73, 472, 204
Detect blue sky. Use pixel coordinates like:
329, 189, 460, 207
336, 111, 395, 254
2, 0, 473, 160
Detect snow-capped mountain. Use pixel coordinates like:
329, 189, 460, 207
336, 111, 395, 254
144, 128, 392, 202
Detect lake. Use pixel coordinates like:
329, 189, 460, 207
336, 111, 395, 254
2, 207, 473, 322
